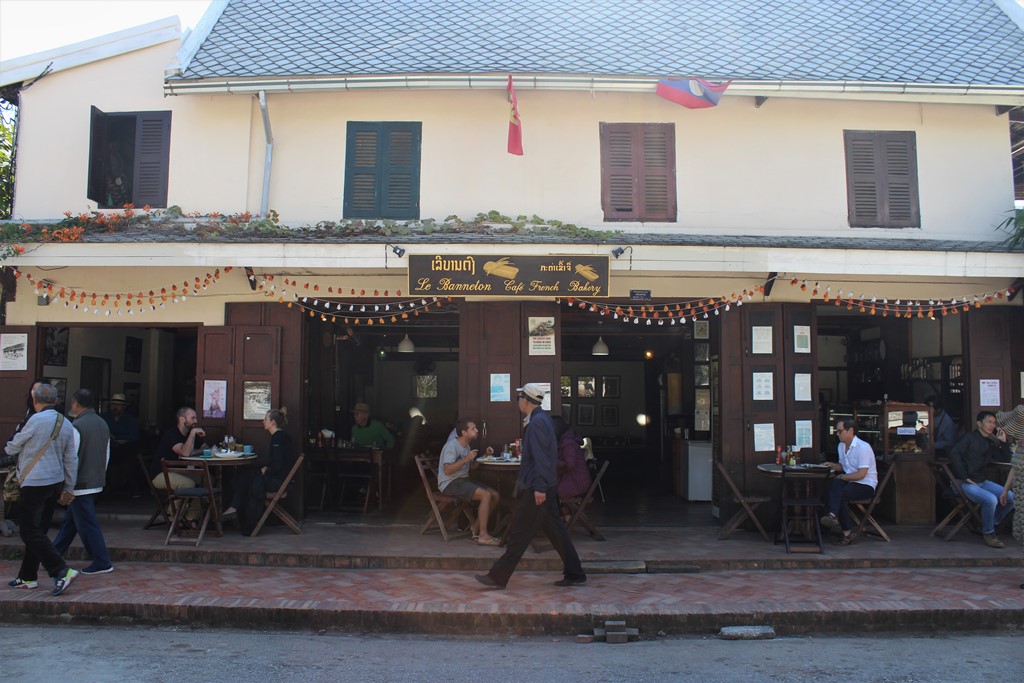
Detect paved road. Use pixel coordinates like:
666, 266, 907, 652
1, 625, 1018, 682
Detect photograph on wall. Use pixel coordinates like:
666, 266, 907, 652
694, 342, 710, 362
124, 336, 143, 373
0, 333, 28, 371
527, 316, 556, 356
416, 375, 438, 398
203, 379, 227, 419
560, 375, 572, 398
601, 376, 620, 399
44, 327, 69, 367
577, 403, 595, 426
243, 381, 272, 420
601, 405, 619, 426
694, 321, 710, 340
577, 376, 596, 398
694, 365, 710, 387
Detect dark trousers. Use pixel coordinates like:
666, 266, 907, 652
17, 483, 69, 581
826, 479, 875, 531
487, 487, 584, 587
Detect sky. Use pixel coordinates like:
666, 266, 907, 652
0, 0, 212, 61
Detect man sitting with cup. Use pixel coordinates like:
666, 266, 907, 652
438, 418, 501, 546
148, 407, 208, 530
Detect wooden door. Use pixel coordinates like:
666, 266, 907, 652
966, 308, 1015, 411
782, 305, 818, 453
0, 325, 38, 440
234, 326, 281, 449
459, 301, 522, 449
740, 304, 788, 496
196, 326, 233, 441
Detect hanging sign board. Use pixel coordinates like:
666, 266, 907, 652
408, 255, 610, 298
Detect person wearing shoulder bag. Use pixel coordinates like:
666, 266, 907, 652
3, 383, 80, 596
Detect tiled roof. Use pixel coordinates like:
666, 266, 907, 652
175, 0, 1024, 85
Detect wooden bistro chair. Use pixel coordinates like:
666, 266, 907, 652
929, 459, 983, 541
139, 453, 171, 530
563, 460, 610, 541
414, 454, 476, 542
847, 456, 897, 542
250, 454, 305, 537
715, 461, 771, 542
162, 460, 221, 547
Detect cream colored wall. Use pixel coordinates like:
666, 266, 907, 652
11, 45, 1015, 241
13, 41, 251, 218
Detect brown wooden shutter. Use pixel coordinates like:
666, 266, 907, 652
86, 107, 110, 205
132, 111, 171, 208
845, 130, 919, 228
601, 122, 676, 222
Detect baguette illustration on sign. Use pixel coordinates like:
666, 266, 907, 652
483, 257, 520, 279
574, 264, 600, 282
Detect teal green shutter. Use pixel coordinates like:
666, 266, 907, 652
344, 122, 421, 219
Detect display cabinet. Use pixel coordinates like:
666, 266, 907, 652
877, 402, 934, 524
825, 404, 881, 455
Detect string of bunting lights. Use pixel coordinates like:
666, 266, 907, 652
556, 275, 1017, 323
18, 267, 230, 317
255, 275, 450, 323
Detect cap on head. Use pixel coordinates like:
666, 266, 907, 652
516, 383, 546, 405
352, 402, 370, 414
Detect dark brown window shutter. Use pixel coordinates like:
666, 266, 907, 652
132, 111, 171, 208
600, 122, 676, 222
844, 130, 919, 228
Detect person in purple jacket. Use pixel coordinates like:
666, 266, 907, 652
551, 415, 592, 522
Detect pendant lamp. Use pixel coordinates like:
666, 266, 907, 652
592, 336, 609, 356
398, 334, 415, 353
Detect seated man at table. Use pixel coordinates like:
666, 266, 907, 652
437, 418, 501, 546
350, 402, 395, 449
820, 419, 878, 545
148, 407, 208, 530
949, 410, 1014, 549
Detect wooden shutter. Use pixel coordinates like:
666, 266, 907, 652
344, 122, 421, 219
131, 111, 171, 208
600, 123, 676, 222
845, 130, 919, 228
86, 106, 110, 205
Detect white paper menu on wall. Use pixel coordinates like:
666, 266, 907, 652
753, 423, 776, 452
751, 326, 773, 354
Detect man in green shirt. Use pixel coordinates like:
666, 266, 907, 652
350, 402, 394, 448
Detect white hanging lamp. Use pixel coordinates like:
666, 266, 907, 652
398, 334, 415, 353
592, 336, 609, 356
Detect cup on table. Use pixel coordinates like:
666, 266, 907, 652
243, 444, 253, 454
203, 448, 212, 457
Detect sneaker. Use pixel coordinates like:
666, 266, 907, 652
474, 574, 505, 590
983, 533, 1004, 549
80, 565, 114, 575
820, 513, 839, 529
553, 575, 588, 587
8, 578, 37, 589
51, 568, 78, 596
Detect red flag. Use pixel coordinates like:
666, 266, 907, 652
507, 74, 524, 155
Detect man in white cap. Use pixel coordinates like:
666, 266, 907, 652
476, 383, 586, 589
102, 393, 140, 497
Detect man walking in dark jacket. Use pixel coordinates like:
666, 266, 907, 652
476, 383, 586, 589
54, 388, 114, 574
949, 410, 1014, 548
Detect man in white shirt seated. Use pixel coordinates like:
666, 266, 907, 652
821, 419, 878, 545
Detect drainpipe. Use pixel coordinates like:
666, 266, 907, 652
257, 90, 273, 217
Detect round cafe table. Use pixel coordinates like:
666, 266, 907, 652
474, 457, 521, 536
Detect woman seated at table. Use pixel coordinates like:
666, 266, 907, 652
551, 416, 592, 524
820, 418, 877, 545
223, 408, 295, 536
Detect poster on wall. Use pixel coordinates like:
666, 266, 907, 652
694, 409, 710, 431
793, 325, 811, 354
243, 381, 272, 420
753, 423, 776, 452
527, 317, 555, 355
490, 373, 511, 402
203, 379, 227, 419
751, 326, 773, 354
795, 419, 813, 449
794, 373, 812, 402
0, 333, 28, 371
979, 379, 1001, 407
537, 382, 552, 411
752, 372, 774, 401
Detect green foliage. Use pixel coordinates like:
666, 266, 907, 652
0, 105, 15, 220
995, 209, 1024, 250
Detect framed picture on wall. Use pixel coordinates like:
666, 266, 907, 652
416, 375, 438, 398
694, 320, 710, 339
694, 342, 710, 362
561, 403, 572, 424
80, 356, 111, 402
577, 376, 596, 398
601, 405, 618, 426
44, 327, 69, 367
577, 403, 595, 427
560, 375, 572, 398
601, 376, 620, 399
243, 381, 272, 420
124, 336, 143, 373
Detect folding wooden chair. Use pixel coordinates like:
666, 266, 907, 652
847, 456, 896, 542
929, 459, 983, 541
563, 460, 610, 541
140, 453, 171, 530
250, 454, 305, 537
162, 460, 221, 547
715, 460, 771, 542
414, 454, 476, 541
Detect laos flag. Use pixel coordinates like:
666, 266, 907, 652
656, 78, 731, 109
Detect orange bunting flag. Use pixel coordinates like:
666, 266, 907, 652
507, 75, 524, 156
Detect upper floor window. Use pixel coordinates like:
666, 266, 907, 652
844, 130, 920, 228
599, 122, 676, 222
87, 108, 171, 208
343, 122, 421, 220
